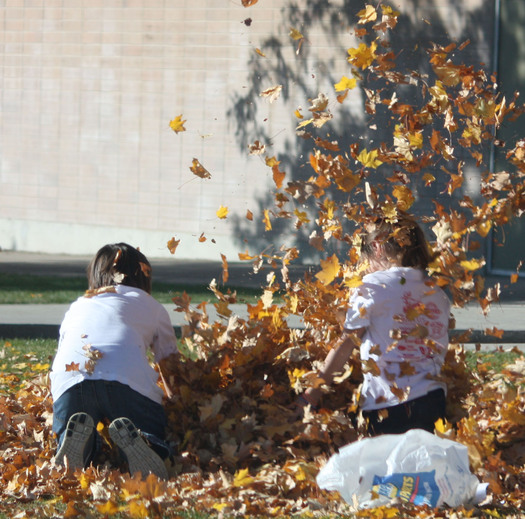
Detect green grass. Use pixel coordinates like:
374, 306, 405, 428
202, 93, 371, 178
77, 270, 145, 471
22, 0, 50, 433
1, 338, 522, 394
0, 338, 55, 391
0, 272, 262, 305
465, 348, 523, 373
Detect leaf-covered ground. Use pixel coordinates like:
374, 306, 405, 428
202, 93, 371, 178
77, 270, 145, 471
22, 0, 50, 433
0, 286, 524, 517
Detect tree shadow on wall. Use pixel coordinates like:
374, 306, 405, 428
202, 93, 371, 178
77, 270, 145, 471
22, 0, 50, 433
227, 0, 496, 264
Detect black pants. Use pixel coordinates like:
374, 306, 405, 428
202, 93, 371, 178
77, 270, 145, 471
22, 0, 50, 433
363, 389, 446, 436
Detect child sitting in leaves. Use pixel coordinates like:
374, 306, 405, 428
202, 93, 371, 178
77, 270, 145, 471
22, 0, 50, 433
50, 243, 179, 479
300, 213, 451, 436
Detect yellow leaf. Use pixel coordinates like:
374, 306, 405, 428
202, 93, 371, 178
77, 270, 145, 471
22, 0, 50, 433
347, 41, 377, 70
296, 117, 313, 129
357, 148, 383, 168
294, 109, 303, 119
295, 465, 307, 481
263, 209, 272, 231
408, 131, 423, 148
128, 501, 149, 518
381, 5, 400, 17
212, 503, 230, 512
169, 114, 186, 133
392, 185, 415, 210
216, 206, 229, 219
265, 156, 279, 168
289, 27, 303, 40
294, 209, 310, 224
288, 367, 309, 387
477, 220, 492, 237
344, 273, 363, 288
435, 418, 453, 434
288, 293, 298, 313
167, 237, 180, 255
334, 75, 357, 92
233, 468, 254, 488
315, 254, 340, 285
96, 501, 119, 515
255, 47, 265, 57
238, 250, 257, 261
357, 4, 377, 24
189, 158, 211, 179
79, 473, 90, 490
460, 259, 484, 271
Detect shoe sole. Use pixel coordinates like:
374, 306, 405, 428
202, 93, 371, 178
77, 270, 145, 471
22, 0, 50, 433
55, 412, 94, 470
108, 417, 168, 479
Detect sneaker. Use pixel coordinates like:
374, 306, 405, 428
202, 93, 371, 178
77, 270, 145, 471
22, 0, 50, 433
55, 412, 94, 470
108, 417, 168, 480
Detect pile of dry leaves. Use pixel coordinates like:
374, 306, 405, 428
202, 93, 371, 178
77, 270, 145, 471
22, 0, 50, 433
0, 276, 524, 517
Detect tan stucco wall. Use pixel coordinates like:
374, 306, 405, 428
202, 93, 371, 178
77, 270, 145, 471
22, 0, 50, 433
0, 0, 495, 260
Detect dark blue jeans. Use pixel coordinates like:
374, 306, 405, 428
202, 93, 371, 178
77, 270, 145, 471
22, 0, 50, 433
53, 380, 171, 459
362, 388, 446, 436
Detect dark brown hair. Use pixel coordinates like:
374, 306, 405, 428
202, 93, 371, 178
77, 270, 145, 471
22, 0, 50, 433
87, 243, 152, 294
360, 213, 434, 270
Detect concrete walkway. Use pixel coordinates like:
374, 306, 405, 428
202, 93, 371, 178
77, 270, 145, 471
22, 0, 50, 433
1, 251, 525, 348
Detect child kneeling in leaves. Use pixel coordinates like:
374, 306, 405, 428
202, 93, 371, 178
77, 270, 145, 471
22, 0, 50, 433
50, 243, 179, 479
300, 213, 451, 436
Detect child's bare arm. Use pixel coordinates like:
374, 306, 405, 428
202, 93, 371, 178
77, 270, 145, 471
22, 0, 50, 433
157, 352, 180, 399
302, 327, 365, 407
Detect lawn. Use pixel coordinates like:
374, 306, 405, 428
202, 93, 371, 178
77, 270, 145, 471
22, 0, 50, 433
1, 335, 522, 394
0, 337, 523, 518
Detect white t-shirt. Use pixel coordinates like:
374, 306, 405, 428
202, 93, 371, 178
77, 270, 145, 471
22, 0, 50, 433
344, 267, 450, 411
50, 285, 178, 404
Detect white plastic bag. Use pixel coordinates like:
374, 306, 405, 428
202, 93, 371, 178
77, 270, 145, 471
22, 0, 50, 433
316, 429, 487, 509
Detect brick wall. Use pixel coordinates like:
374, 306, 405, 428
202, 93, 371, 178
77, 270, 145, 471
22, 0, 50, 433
0, 0, 495, 260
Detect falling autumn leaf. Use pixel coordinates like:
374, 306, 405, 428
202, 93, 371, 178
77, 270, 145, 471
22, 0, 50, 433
357, 147, 383, 168
241, 0, 258, 6
347, 41, 377, 69
167, 237, 180, 254
460, 258, 484, 271
289, 27, 303, 40
220, 253, 229, 284
262, 209, 272, 230
315, 254, 340, 285
248, 140, 265, 155
357, 4, 377, 24
169, 114, 186, 133
216, 205, 229, 219
189, 158, 211, 179
260, 85, 283, 103
334, 75, 357, 92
